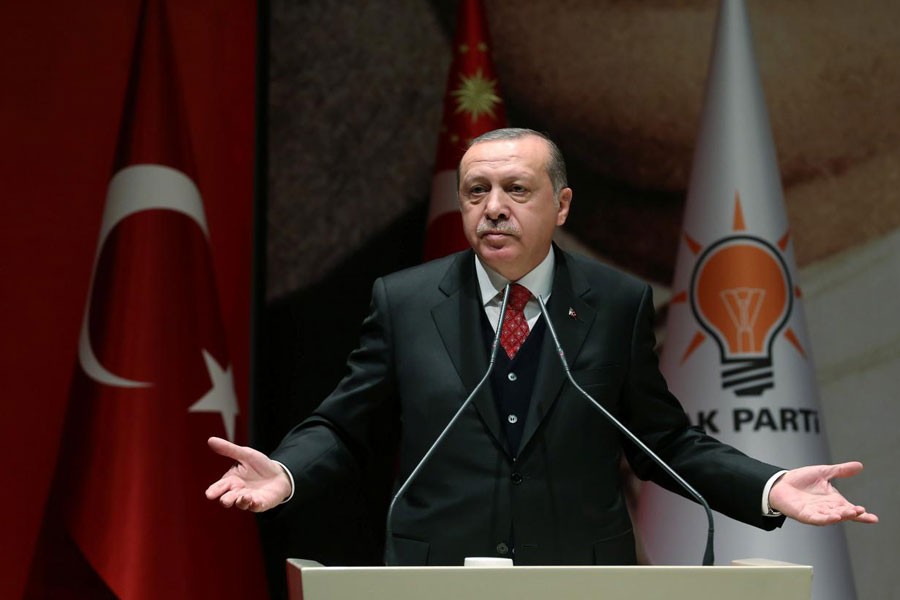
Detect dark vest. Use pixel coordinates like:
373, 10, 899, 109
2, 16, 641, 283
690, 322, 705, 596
481, 311, 547, 456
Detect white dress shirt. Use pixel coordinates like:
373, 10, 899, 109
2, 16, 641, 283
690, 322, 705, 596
475, 247, 554, 331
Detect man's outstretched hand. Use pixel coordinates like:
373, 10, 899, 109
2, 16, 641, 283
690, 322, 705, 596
769, 462, 879, 526
205, 437, 292, 513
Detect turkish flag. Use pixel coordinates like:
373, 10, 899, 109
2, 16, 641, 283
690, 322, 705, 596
422, 0, 508, 261
45, 1, 266, 598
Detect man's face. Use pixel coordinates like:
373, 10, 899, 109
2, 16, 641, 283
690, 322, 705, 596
458, 136, 572, 281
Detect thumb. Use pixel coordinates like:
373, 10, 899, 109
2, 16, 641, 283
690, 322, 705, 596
208, 436, 244, 462
826, 461, 864, 480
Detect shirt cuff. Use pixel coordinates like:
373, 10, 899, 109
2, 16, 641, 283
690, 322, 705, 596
272, 459, 296, 504
762, 470, 789, 516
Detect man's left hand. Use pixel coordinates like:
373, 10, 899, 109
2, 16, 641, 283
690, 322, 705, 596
769, 462, 879, 525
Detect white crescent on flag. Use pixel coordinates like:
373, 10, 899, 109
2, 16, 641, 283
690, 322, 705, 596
77, 164, 209, 388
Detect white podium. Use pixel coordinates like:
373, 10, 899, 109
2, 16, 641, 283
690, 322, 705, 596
287, 558, 812, 599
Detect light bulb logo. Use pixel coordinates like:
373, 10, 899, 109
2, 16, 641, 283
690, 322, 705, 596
673, 193, 807, 396
691, 236, 790, 395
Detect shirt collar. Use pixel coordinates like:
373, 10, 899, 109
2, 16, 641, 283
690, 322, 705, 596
475, 248, 555, 306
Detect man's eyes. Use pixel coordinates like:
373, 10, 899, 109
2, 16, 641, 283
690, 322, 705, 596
464, 183, 529, 196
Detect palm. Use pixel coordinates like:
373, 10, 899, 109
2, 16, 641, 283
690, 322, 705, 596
205, 437, 292, 513
768, 462, 878, 525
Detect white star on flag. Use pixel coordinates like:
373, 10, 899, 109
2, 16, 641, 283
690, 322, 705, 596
189, 349, 239, 441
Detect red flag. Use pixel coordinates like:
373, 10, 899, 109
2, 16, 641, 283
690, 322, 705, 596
422, 0, 508, 260
58, 1, 265, 597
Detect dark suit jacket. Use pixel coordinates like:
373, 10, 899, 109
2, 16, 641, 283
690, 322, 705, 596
272, 247, 785, 566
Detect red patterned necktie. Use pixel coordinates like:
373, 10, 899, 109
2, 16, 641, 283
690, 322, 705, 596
500, 283, 533, 359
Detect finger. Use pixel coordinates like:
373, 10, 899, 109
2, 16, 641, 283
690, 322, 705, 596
205, 482, 224, 500
218, 490, 236, 508
233, 491, 267, 512
808, 503, 875, 526
852, 508, 879, 524
219, 488, 250, 509
234, 493, 255, 511
208, 436, 247, 462
205, 475, 241, 500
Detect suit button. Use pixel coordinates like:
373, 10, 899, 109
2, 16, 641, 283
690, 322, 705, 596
507, 372, 518, 382
511, 472, 524, 485
496, 542, 509, 555
507, 414, 518, 424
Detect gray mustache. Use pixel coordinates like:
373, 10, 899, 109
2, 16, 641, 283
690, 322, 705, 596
476, 222, 520, 236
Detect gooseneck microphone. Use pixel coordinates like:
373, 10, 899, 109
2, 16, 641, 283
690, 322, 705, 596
384, 284, 512, 565
534, 294, 716, 567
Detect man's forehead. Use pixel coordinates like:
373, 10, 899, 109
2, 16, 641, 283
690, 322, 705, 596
460, 137, 548, 177
461, 159, 534, 181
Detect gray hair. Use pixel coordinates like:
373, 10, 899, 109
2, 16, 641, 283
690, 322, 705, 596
457, 127, 569, 200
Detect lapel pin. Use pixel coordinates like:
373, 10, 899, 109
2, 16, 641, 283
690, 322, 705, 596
568, 307, 577, 320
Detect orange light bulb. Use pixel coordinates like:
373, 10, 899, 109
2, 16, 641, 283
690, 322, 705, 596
690, 236, 792, 396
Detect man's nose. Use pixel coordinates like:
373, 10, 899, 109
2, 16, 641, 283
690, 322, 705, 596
483, 189, 509, 220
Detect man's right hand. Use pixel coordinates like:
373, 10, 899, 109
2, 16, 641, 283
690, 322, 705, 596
205, 436, 292, 513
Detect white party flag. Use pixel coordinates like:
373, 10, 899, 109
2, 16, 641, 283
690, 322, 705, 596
636, 2, 856, 598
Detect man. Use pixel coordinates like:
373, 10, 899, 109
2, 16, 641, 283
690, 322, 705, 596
206, 128, 876, 565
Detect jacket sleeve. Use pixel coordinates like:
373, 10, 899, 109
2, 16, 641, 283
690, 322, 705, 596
622, 284, 786, 530
270, 276, 400, 507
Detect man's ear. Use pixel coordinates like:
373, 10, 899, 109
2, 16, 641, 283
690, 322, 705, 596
556, 187, 573, 226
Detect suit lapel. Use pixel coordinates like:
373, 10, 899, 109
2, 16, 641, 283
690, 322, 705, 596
431, 252, 506, 453
519, 249, 595, 453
